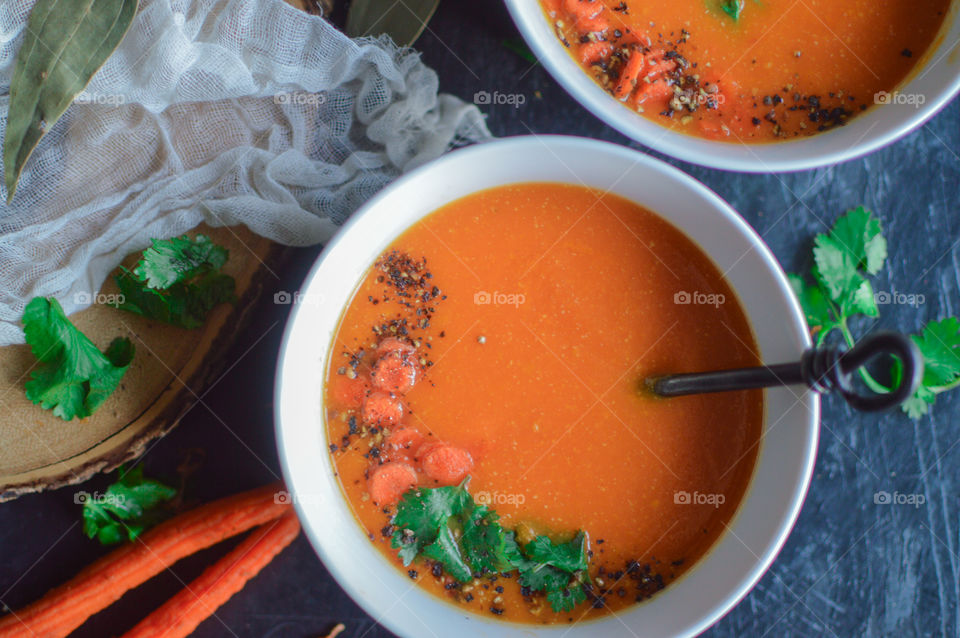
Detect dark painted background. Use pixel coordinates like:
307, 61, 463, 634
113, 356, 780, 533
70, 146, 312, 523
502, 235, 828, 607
2, 2, 958, 636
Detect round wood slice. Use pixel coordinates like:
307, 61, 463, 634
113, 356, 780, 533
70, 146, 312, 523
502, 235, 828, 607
0, 225, 286, 500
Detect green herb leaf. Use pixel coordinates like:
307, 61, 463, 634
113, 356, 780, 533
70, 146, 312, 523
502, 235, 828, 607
391, 481, 472, 566
812, 207, 886, 306
508, 533, 591, 613
827, 206, 887, 275
134, 235, 228, 289
526, 532, 589, 573
81, 465, 176, 545
788, 273, 836, 335
461, 504, 511, 575
346, 0, 440, 47
720, 0, 744, 21
22, 297, 134, 421
5, 0, 139, 201
113, 235, 235, 329
391, 483, 592, 612
901, 318, 960, 417
790, 206, 960, 419
423, 525, 473, 582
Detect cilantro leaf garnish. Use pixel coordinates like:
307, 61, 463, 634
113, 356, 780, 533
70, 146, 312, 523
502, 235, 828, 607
22, 297, 134, 421
790, 206, 960, 417
900, 318, 960, 418
390, 480, 591, 613
720, 0, 744, 21
81, 465, 176, 545
507, 531, 591, 612
136, 234, 229, 289
114, 235, 235, 329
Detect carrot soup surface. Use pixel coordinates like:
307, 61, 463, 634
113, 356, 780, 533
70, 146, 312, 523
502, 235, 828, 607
541, 0, 950, 141
324, 183, 764, 623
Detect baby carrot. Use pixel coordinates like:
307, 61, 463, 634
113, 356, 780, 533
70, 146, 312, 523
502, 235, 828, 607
0, 483, 288, 638
120, 511, 301, 638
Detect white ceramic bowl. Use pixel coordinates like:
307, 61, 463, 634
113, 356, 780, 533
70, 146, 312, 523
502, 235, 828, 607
503, 1, 960, 172
275, 136, 819, 637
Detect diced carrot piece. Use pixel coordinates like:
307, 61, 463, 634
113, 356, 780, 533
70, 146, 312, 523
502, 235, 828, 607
643, 49, 677, 80
420, 445, 474, 486
361, 391, 404, 426
376, 337, 416, 357
633, 78, 674, 105
614, 49, 645, 99
386, 427, 425, 460
414, 440, 444, 461
579, 41, 613, 65
371, 351, 419, 394
368, 462, 419, 505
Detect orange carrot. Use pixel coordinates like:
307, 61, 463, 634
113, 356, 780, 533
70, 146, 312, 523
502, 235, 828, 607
632, 78, 675, 105
420, 444, 474, 485
0, 484, 288, 638
368, 462, 419, 505
362, 390, 404, 425
614, 49, 646, 99
414, 439, 444, 461
371, 350, 419, 393
376, 337, 416, 357
120, 511, 301, 638
563, 0, 608, 32
579, 40, 613, 65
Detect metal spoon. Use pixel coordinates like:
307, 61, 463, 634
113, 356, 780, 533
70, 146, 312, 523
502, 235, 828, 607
649, 331, 924, 412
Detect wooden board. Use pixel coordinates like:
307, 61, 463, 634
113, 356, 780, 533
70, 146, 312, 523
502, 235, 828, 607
0, 225, 285, 500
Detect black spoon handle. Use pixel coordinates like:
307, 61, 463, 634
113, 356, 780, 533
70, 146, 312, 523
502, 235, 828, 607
650, 331, 924, 412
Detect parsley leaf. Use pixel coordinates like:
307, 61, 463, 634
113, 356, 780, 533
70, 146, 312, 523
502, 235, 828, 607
390, 482, 592, 613
720, 0, 744, 20
391, 481, 472, 566
507, 532, 591, 613
423, 524, 473, 582
790, 207, 886, 343
791, 206, 960, 418
901, 318, 960, 418
461, 504, 511, 575
22, 297, 134, 421
136, 234, 228, 289
113, 235, 235, 329
81, 465, 176, 545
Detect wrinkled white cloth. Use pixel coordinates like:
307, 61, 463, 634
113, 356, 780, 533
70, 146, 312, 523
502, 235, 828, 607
0, 0, 490, 345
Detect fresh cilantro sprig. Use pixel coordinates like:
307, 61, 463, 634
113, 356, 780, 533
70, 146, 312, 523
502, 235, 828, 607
80, 464, 177, 545
22, 297, 134, 421
504, 531, 590, 612
789, 206, 960, 417
390, 479, 591, 612
114, 234, 235, 329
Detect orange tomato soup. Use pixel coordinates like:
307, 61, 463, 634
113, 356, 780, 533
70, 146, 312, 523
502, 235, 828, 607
541, 0, 950, 141
324, 183, 763, 623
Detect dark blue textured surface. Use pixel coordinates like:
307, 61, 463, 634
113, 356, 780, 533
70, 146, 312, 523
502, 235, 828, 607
1, 2, 958, 637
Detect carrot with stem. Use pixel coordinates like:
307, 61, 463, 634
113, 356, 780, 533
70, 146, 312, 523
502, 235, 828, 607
121, 510, 301, 638
0, 483, 289, 638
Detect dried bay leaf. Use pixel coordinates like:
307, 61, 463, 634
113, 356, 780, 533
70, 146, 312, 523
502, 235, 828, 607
4, 0, 139, 202
346, 0, 440, 47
